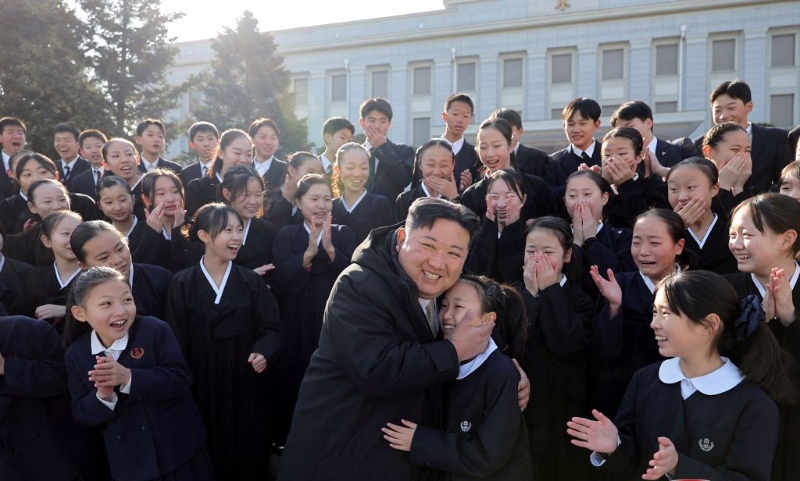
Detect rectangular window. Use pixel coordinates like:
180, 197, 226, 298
551, 108, 563, 120
601, 48, 624, 80
655, 101, 678, 113
655, 44, 679, 76
551, 53, 572, 84
413, 66, 431, 96
371, 70, 389, 98
711, 38, 736, 72
331, 74, 347, 102
771, 94, 795, 128
413, 117, 431, 146
502, 58, 523, 88
457, 62, 476, 91
293, 78, 308, 105
772, 34, 796, 68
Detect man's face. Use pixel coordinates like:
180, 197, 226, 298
360, 110, 391, 138
711, 94, 752, 128
0, 126, 26, 155
396, 218, 471, 300
54, 132, 79, 161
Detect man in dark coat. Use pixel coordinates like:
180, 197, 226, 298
279, 198, 525, 481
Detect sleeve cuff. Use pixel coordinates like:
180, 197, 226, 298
96, 391, 118, 410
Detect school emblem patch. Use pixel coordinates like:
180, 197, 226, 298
130, 347, 145, 359
460, 420, 472, 432
698, 438, 714, 452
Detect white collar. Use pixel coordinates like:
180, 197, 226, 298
128, 263, 135, 287
19, 190, 28, 202
215, 172, 223, 182
751, 261, 800, 299
647, 137, 658, 156
420, 181, 442, 199
242, 217, 252, 246
441, 134, 465, 155
253, 156, 274, 176
54, 263, 81, 289
62, 156, 80, 169
199, 257, 233, 304
1, 150, 9, 171
745, 122, 752, 136
559, 274, 567, 287
320, 153, 333, 173
129, 175, 143, 192
363, 141, 374, 151
303, 221, 324, 246
91, 331, 130, 358
123, 216, 139, 238
457, 337, 498, 380
0, 254, 5, 273
571, 140, 596, 159
659, 357, 743, 399
140, 157, 158, 171
639, 263, 682, 294
340, 189, 368, 213
572, 220, 604, 235
687, 214, 719, 249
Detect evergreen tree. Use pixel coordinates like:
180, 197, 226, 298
192, 11, 308, 155
0, 0, 113, 154
79, 0, 185, 137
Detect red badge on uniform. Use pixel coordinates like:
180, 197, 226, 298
131, 347, 145, 359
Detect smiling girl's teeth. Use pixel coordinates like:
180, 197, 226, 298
655, 336, 667, 341
423, 271, 440, 280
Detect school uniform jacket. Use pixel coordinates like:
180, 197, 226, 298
331, 193, 394, 246
0, 257, 33, 313
545, 141, 602, 198
265, 191, 303, 229
365, 140, 415, 205
748, 124, 792, 193
591, 272, 664, 419
467, 217, 525, 284
604, 174, 670, 229
256, 158, 288, 192
137, 157, 182, 176
460, 171, 558, 223
0, 316, 102, 480
653, 138, 684, 168
9, 264, 74, 324
178, 160, 203, 187
723, 272, 800, 481
395, 187, 428, 224
279, 224, 460, 481
682, 215, 737, 275
64, 316, 206, 481
600, 362, 778, 481
184, 175, 221, 218
68, 168, 101, 199
58, 157, 90, 189
410, 350, 532, 481
0, 164, 14, 201
0, 194, 27, 235
578, 224, 636, 299
129, 263, 173, 319
515, 143, 548, 178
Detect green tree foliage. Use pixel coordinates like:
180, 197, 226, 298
0, 0, 113, 155
79, 0, 185, 138
191, 11, 308, 155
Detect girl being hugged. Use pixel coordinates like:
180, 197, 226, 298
519, 216, 595, 481
600, 127, 670, 229
184, 129, 253, 218
467, 169, 527, 284
220, 165, 279, 281
63, 267, 214, 481
589, 208, 688, 419
11, 210, 81, 327
265, 151, 323, 228
165, 203, 283, 478
461, 118, 557, 222
568, 270, 792, 481
272, 173, 356, 444
396, 139, 459, 222
725, 193, 800, 481
70, 220, 173, 319
564, 170, 635, 297
666, 157, 738, 275
331, 142, 394, 245
383, 275, 533, 481
132, 169, 188, 271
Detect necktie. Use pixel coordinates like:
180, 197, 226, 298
63, 165, 70, 180
95, 170, 101, 185
201, 165, 208, 178
425, 301, 437, 336
581, 152, 591, 163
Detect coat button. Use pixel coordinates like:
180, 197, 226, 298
116, 434, 122, 440
141, 426, 148, 431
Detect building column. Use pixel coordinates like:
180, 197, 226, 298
527, 51, 547, 121
743, 27, 768, 121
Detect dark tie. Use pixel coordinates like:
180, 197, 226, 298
581, 152, 591, 163
95, 170, 101, 185
201, 165, 208, 178
63, 165, 70, 180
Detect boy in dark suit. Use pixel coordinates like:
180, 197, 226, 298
135, 119, 182, 175
53, 123, 89, 188
610, 100, 684, 175
490, 107, 548, 178
699, 80, 792, 193
0, 117, 26, 200
319, 117, 354, 174
249, 118, 287, 191
359, 98, 415, 202
545, 98, 603, 197
69, 129, 108, 198
179, 121, 219, 187
441, 93, 480, 191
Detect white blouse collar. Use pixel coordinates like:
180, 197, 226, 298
659, 357, 744, 397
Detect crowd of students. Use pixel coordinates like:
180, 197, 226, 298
0, 77, 799, 480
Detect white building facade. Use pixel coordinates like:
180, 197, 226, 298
165, 0, 800, 157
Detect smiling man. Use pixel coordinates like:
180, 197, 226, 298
279, 198, 526, 481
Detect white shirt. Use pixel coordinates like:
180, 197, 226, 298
61, 156, 80, 174
647, 137, 658, 157
140, 157, 158, 172
687, 214, 719, 249
364, 141, 379, 171
91, 331, 132, 409
658, 356, 744, 400
320, 153, 334, 174
92, 167, 105, 185
1, 150, 10, 173
457, 337, 498, 380
571, 140, 596, 159
441, 134, 465, 155
253, 156, 274, 177
199, 257, 233, 304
